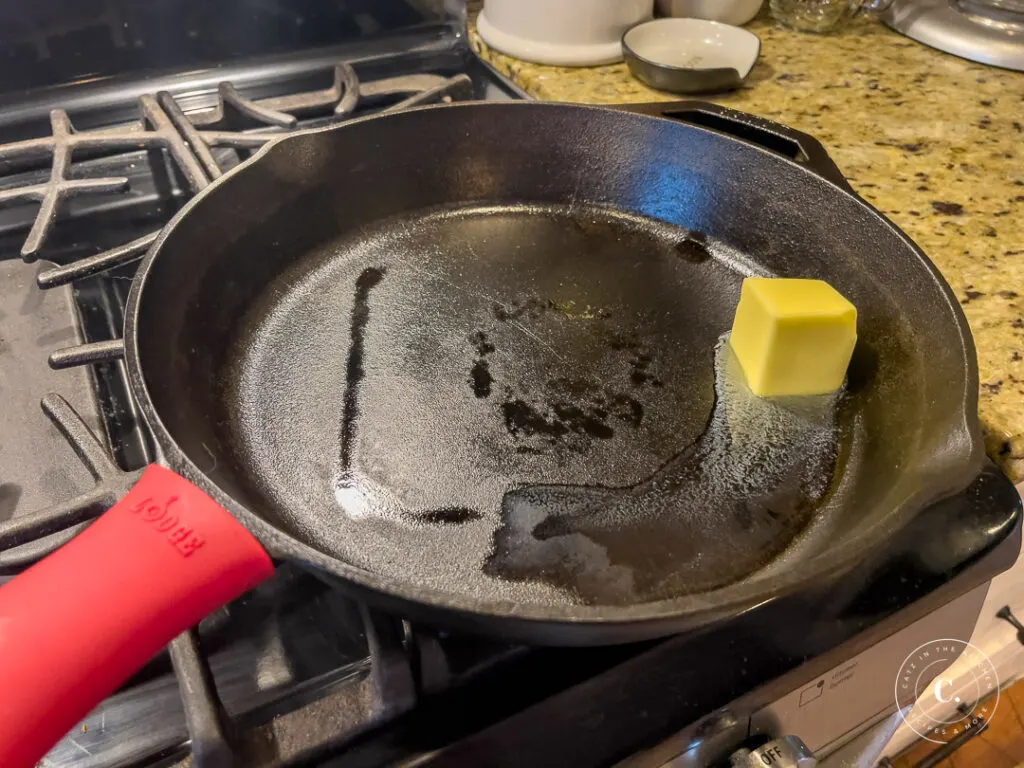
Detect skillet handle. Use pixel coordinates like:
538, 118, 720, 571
611, 101, 855, 194
0, 464, 274, 768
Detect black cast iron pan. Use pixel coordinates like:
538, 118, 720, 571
0, 101, 983, 767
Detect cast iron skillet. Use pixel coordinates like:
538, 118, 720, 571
0, 101, 982, 766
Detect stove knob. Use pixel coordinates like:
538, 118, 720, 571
729, 736, 816, 768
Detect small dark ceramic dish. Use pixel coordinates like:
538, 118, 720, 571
623, 18, 761, 93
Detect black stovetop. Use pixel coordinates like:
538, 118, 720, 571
0, 2, 1020, 766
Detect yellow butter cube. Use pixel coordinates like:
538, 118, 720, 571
728, 277, 857, 397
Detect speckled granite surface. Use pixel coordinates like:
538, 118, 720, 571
471, 13, 1024, 481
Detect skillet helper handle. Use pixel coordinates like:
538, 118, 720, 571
0, 464, 274, 768
612, 101, 855, 194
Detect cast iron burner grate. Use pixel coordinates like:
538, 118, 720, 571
0, 63, 475, 768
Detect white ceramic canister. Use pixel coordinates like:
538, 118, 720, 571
477, 0, 655, 66
655, 0, 764, 26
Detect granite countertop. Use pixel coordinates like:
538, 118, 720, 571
471, 13, 1024, 482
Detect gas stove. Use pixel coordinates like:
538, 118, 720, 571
0, 2, 1020, 767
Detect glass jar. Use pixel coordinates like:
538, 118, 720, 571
770, 0, 891, 32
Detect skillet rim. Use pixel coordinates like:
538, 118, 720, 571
122, 100, 983, 642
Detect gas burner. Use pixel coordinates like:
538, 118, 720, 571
0, 66, 473, 272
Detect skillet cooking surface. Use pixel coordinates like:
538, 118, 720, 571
133, 102, 980, 621
224, 203, 842, 605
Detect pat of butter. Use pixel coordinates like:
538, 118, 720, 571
729, 277, 857, 397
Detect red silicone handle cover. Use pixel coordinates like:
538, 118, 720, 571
0, 464, 275, 768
